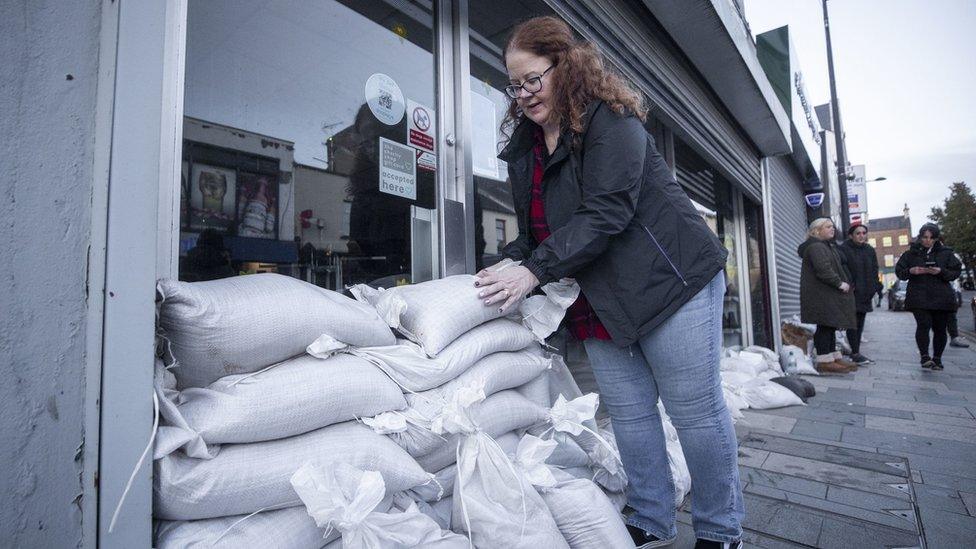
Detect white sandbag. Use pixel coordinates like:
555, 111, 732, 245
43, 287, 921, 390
416, 390, 549, 472
291, 462, 467, 549
743, 345, 783, 374
739, 379, 806, 410
410, 464, 457, 503
511, 435, 632, 549
158, 274, 394, 389
722, 382, 748, 421
720, 356, 764, 377
154, 421, 432, 520
719, 369, 754, 388
779, 345, 819, 376
161, 354, 405, 452
154, 505, 335, 549
434, 386, 568, 549
339, 318, 537, 392
351, 275, 508, 356
518, 277, 581, 341
369, 348, 551, 457
589, 420, 628, 494
517, 369, 553, 409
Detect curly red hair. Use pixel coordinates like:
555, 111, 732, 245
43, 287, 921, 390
502, 16, 647, 140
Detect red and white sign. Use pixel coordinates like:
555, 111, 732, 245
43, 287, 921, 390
416, 149, 436, 172
407, 99, 435, 153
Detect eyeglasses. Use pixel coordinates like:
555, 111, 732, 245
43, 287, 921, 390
505, 65, 555, 99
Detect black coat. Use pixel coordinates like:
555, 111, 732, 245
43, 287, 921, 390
895, 242, 962, 311
840, 239, 882, 313
498, 101, 728, 346
797, 238, 857, 329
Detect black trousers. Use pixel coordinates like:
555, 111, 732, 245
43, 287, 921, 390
948, 310, 959, 338
846, 312, 867, 355
912, 310, 949, 359
814, 325, 836, 357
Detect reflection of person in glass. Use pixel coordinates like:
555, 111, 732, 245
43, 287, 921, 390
198, 170, 227, 213
183, 229, 236, 282
473, 17, 742, 548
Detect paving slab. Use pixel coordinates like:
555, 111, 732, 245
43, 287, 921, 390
961, 491, 976, 517
865, 396, 974, 418
864, 414, 976, 443
790, 419, 843, 441
919, 470, 976, 493
911, 482, 970, 515
808, 398, 915, 420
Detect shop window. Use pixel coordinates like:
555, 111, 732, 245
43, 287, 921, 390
898, 234, 909, 246
868, 237, 877, 247
180, 0, 437, 289
883, 236, 893, 247
885, 254, 894, 267
495, 219, 507, 252
744, 199, 772, 349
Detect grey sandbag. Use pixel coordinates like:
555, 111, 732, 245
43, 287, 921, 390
769, 376, 816, 402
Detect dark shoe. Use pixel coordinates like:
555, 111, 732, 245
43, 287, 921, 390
627, 524, 675, 548
694, 539, 742, 549
816, 361, 851, 374
921, 356, 935, 369
850, 353, 873, 364
950, 337, 970, 348
931, 358, 944, 371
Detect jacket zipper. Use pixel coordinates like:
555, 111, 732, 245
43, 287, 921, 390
640, 223, 689, 287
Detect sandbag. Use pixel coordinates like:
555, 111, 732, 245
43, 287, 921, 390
770, 375, 816, 402
351, 275, 508, 356
743, 345, 784, 374
779, 345, 818, 376
517, 369, 553, 409
739, 379, 806, 410
154, 421, 432, 520
416, 391, 549, 472
159, 353, 405, 452
291, 462, 467, 549
542, 479, 633, 549
158, 274, 394, 389
369, 348, 551, 457
154, 505, 334, 549
657, 402, 691, 506
340, 318, 537, 392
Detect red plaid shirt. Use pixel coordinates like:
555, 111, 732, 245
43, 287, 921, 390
529, 129, 611, 341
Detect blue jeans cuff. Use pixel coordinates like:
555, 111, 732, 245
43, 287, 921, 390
625, 515, 676, 542
695, 530, 742, 544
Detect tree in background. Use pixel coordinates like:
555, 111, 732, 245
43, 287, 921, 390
930, 181, 976, 286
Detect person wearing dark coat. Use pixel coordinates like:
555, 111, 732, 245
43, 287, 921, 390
184, 229, 237, 282
895, 223, 963, 370
797, 218, 858, 374
840, 224, 883, 364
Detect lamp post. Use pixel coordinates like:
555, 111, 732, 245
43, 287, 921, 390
822, 0, 851, 233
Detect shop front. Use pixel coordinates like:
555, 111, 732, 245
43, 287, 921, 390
92, 1, 790, 545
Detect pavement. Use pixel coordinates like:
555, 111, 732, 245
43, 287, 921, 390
672, 309, 976, 548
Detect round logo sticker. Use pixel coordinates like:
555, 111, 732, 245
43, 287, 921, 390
365, 73, 405, 126
412, 106, 431, 132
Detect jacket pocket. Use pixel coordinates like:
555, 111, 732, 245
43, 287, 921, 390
639, 222, 689, 287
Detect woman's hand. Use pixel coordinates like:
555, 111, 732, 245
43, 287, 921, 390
927, 266, 942, 275
909, 266, 927, 275
474, 265, 539, 313
839, 282, 851, 293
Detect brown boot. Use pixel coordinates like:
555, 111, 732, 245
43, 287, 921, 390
834, 354, 858, 371
816, 361, 851, 374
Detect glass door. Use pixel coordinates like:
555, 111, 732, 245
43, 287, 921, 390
179, 0, 442, 290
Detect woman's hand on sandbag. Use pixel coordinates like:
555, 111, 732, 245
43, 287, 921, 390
475, 265, 539, 313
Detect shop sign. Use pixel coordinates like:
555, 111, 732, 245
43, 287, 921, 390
407, 99, 435, 153
378, 137, 416, 199
847, 164, 868, 214
805, 192, 825, 209
365, 73, 405, 126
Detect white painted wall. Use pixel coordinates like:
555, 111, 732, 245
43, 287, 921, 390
0, 0, 103, 546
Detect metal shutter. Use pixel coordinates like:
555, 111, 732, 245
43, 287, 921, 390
768, 155, 807, 321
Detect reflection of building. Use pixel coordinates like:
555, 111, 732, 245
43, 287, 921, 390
869, 206, 914, 288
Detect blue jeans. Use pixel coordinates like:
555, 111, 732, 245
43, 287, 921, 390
583, 272, 744, 543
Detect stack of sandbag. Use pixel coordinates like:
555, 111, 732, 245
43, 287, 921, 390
153, 274, 440, 548
720, 345, 808, 418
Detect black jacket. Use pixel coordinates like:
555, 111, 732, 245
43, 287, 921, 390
895, 242, 962, 311
797, 238, 856, 329
840, 239, 882, 313
498, 101, 728, 346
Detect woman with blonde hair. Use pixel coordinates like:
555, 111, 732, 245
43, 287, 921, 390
797, 218, 858, 373
474, 16, 742, 549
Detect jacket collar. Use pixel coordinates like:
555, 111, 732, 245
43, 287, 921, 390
497, 100, 604, 163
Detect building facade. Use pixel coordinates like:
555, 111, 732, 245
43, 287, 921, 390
3, 1, 793, 546
868, 206, 914, 288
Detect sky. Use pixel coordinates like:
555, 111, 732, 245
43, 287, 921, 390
745, 0, 976, 235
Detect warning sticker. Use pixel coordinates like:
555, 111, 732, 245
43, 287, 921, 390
416, 150, 436, 172
407, 99, 436, 153
379, 137, 416, 200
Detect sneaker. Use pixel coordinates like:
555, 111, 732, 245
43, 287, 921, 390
921, 356, 935, 369
950, 337, 970, 348
694, 539, 742, 549
626, 525, 675, 548
850, 353, 873, 364
931, 358, 944, 371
